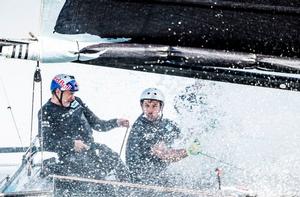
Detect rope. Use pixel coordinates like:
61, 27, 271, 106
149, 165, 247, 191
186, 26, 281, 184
51, 175, 213, 196
0, 77, 23, 148
0, 175, 9, 185
28, 70, 36, 175
37, 65, 43, 171
28, 62, 42, 175
36, 0, 44, 173
0, 164, 19, 167
0, 190, 53, 197
199, 152, 245, 171
119, 126, 130, 156
29, 69, 36, 148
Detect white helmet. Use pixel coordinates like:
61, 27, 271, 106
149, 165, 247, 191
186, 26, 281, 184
140, 88, 165, 103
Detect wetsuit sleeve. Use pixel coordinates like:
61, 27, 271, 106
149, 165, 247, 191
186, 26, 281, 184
125, 121, 143, 172
77, 98, 118, 131
38, 109, 74, 155
162, 120, 181, 145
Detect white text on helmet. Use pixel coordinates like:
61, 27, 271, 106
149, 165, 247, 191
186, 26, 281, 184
54, 76, 72, 91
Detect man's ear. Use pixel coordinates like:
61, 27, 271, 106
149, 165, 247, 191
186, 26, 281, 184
53, 89, 60, 95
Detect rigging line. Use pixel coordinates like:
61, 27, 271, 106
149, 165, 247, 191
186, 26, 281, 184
0, 190, 53, 197
0, 164, 19, 167
198, 151, 245, 171
38, 64, 43, 171
28, 71, 36, 176
186, 136, 249, 173
0, 77, 23, 147
51, 175, 213, 196
119, 126, 130, 156
0, 175, 9, 185
29, 73, 36, 150
28, 62, 42, 175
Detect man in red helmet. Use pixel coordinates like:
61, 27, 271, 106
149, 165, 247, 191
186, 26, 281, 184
38, 74, 131, 195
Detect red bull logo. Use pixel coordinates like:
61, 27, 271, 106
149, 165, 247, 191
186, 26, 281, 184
53, 76, 72, 91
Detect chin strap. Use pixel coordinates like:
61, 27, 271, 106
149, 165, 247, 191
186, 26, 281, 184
54, 90, 64, 106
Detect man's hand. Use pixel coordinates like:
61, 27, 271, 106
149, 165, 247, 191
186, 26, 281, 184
186, 139, 201, 156
151, 142, 167, 156
151, 142, 188, 162
117, 118, 130, 128
74, 140, 89, 152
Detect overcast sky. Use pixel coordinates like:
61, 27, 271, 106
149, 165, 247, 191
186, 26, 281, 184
0, 0, 41, 38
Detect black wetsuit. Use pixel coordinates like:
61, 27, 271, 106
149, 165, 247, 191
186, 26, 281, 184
38, 97, 131, 182
125, 114, 180, 184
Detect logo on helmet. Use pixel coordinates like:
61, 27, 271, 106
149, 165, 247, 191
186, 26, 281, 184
53, 76, 73, 91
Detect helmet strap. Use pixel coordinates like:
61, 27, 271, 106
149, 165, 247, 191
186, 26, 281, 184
159, 103, 164, 120
54, 90, 64, 107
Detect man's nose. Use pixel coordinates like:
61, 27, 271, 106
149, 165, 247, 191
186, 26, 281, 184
147, 108, 154, 114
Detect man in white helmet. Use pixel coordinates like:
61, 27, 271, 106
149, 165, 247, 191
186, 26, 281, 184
126, 88, 201, 190
38, 74, 132, 195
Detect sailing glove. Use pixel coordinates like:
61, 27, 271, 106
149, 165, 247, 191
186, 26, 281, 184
186, 139, 201, 156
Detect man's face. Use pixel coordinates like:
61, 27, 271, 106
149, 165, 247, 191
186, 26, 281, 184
59, 90, 75, 107
141, 100, 162, 121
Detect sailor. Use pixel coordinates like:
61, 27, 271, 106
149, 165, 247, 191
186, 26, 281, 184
38, 74, 131, 194
125, 88, 201, 190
